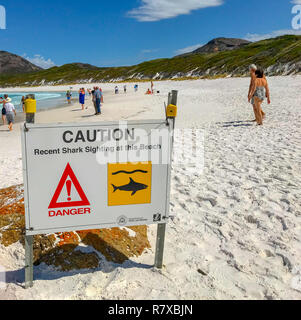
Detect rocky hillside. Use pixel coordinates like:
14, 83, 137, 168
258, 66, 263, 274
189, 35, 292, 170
0, 35, 300, 86
0, 51, 42, 74
178, 37, 251, 57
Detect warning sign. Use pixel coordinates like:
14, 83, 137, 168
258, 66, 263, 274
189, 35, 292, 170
108, 162, 152, 206
21, 120, 172, 235
48, 163, 90, 209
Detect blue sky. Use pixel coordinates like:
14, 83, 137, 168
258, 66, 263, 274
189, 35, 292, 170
0, 0, 300, 68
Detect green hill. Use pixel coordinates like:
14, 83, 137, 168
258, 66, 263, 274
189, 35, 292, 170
0, 35, 300, 87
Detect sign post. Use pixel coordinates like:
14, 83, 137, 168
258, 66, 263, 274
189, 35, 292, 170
23, 107, 35, 289
24, 234, 33, 288
155, 90, 178, 269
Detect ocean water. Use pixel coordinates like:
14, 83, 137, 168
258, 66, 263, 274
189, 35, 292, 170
0, 91, 77, 112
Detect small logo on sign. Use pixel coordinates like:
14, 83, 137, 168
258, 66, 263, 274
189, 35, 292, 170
292, 5, 301, 30
0, 6, 6, 30
117, 215, 128, 226
153, 213, 162, 222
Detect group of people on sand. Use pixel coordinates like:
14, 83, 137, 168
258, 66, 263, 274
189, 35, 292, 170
70, 87, 104, 115
114, 84, 140, 94
66, 90, 72, 104
72, 82, 158, 116
145, 81, 159, 95
1, 94, 36, 131
248, 64, 271, 126
1, 95, 17, 131
68, 71, 270, 126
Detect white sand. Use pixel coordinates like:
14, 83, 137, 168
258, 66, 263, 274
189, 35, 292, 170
1, 76, 301, 300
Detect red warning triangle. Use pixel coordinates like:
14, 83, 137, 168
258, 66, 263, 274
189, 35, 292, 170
48, 163, 90, 209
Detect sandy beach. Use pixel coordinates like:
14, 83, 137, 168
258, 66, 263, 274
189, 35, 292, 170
1, 76, 301, 300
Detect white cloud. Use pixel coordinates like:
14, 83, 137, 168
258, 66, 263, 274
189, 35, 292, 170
291, 0, 301, 4
244, 29, 301, 42
23, 54, 56, 69
127, 0, 223, 22
141, 49, 159, 54
175, 43, 203, 55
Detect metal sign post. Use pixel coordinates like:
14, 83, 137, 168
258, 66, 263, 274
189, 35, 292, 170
155, 90, 178, 269
24, 109, 35, 289
25, 234, 33, 288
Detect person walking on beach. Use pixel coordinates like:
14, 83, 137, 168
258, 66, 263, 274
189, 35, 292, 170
91, 87, 97, 115
79, 88, 86, 110
248, 68, 270, 126
94, 87, 102, 115
248, 64, 265, 121
3, 98, 17, 131
100, 87, 104, 103
66, 91, 72, 104
115, 86, 119, 94
21, 96, 26, 111
124, 85, 127, 93
1, 95, 11, 125
1, 96, 6, 125
134, 84, 138, 92
151, 81, 154, 94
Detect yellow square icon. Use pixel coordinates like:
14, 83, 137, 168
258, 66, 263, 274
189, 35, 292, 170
108, 162, 152, 206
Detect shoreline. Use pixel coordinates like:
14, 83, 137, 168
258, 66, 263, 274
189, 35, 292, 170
12, 86, 165, 127
11, 90, 111, 125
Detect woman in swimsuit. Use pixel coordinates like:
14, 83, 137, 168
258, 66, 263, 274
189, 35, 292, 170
248, 69, 271, 125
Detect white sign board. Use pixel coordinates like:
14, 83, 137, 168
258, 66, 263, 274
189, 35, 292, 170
21, 120, 172, 236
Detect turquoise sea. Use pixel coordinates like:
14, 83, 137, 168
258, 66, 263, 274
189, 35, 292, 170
0, 91, 78, 112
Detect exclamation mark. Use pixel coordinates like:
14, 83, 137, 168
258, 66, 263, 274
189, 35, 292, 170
66, 180, 72, 201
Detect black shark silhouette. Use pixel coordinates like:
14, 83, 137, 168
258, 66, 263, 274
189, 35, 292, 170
112, 178, 148, 196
